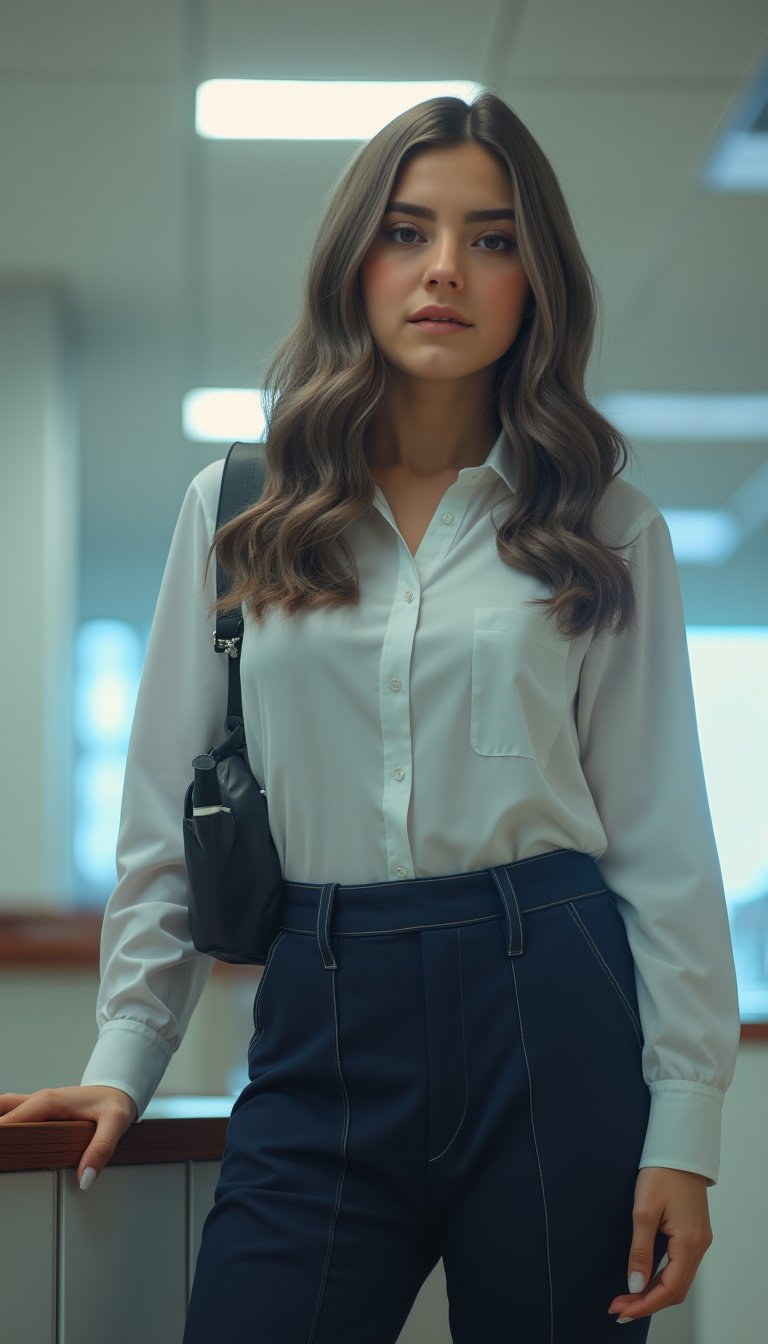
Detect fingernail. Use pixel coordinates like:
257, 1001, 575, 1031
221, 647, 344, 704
617, 1317, 632, 1325
79, 1167, 97, 1191
628, 1271, 645, 1293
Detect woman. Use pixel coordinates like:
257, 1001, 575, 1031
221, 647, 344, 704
0, 93, 740, 1342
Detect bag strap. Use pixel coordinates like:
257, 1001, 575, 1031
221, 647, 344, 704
212, 441, 267, 728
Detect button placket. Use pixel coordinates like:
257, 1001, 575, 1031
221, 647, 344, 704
375, 476, 481, 881
379, 557, 420, 882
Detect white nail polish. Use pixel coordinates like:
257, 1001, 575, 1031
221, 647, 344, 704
79, 1167, 97, 1191
628, 1271, 645, 1293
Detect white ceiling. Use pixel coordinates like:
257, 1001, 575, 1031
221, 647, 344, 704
2, 0, 767, 625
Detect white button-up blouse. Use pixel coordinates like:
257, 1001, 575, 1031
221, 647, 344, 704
80, 426, 741, 1186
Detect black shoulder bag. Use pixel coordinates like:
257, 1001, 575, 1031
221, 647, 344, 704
182, 441, 284, 965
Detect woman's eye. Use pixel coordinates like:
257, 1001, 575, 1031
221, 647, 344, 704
385, 224, 514, 252
386, 224, 421, 245
477, 232, 514, 252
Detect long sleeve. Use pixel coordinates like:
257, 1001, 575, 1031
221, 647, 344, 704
576, 508, 741, 1187
80, 466, 229, 1121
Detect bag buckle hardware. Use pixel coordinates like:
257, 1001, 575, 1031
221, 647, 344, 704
212, 629, 242, 658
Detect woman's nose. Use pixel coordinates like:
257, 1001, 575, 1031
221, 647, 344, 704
419, 245, 462, 284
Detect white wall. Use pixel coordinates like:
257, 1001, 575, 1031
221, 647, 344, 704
0, 282, 79, 906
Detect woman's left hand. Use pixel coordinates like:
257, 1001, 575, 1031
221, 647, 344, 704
607, 1166, 713, 1324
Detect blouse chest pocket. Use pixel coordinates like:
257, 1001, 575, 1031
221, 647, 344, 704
470, 606, 570, 767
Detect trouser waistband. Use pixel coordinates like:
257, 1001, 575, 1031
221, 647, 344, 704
280, 847, 610, 969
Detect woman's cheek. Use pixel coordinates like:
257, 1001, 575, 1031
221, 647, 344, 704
491, 266, 527, 302
359, 248, 392, 300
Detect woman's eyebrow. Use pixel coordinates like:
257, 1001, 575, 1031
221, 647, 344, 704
383, 200, 516, 222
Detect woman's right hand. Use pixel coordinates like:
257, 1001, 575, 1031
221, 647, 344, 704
0, 1086, 139, 1188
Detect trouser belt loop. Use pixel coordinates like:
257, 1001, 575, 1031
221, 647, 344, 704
489, 864, 524, 958
317, 881, 340, 969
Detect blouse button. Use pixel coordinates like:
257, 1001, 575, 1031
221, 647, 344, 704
389, 678, 402, 691
404, 590, 414, 602
393, 767, 405, 781
441, 512, 454, 524
395, 866, 408, 878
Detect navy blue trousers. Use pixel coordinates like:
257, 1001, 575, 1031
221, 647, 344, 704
183, 848, 668, 1343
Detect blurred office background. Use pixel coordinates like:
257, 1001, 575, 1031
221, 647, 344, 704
0, 2, 767, 1342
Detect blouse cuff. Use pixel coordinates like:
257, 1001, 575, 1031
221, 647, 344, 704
638, 1078, 726, 1188
80, 1019, 175, 1123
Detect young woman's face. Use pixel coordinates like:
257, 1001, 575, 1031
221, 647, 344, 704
359, 142, 532, 382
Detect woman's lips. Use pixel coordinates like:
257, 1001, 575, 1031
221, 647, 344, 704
409, 319, 472, 333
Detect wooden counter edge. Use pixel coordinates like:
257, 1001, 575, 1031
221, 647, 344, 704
0, 1115, 230, 1171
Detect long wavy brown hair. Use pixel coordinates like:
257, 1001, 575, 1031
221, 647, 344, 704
203, 90, 642, 640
